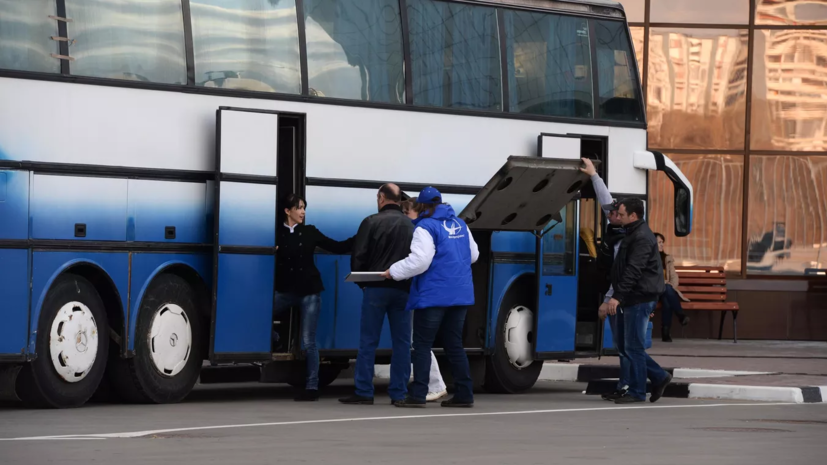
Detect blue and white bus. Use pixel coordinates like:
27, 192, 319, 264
0, 0, 692, 408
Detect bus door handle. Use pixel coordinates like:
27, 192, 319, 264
545, 284, 552, 296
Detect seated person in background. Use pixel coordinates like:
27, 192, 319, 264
654, 233, 690, 342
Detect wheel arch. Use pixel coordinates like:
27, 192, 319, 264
30, 259, 124, 359
128, 261, 210, 357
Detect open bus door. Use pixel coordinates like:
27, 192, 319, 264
459, 156, 595, 392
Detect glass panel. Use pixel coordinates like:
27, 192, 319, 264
191, 0, 301, 94
630, 26, 645, 79
648, 154, 744, 273
504, 10, 593, 118
750, 30, 827, 152
594, 20, 643, 122
65, 0, 186, 84
647, 28, 748, 150
543, 201, 576, 276
0, 0, 58, 73
304, 0, 405, 103
747, 155, 827, 275
756, 0, 827, 26
407, 0, 501, 111
651, 0, 749, 24
618, 0, 646, 23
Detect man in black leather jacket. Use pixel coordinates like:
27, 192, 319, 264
606, 198, 672, 404
340, 183, 415, 406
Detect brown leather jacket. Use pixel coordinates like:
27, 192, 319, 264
664, 254, 690, 302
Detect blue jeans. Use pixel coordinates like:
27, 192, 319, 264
659, 285, 685, 328
354, 287, 412, 401
274, 292, 321, 390
607, 313, 630, 391
620, 301, 669, 400
409, 306, 473, 403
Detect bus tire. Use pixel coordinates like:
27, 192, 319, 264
17, 273, 109, 408
110, 274, 204, 404
484, 290, 543, 394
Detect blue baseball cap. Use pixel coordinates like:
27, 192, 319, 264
417, 186, 442, 204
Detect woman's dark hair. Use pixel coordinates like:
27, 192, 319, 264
282, 193, 306, 219
654, 232, 667, 269
415, 201, 450, 219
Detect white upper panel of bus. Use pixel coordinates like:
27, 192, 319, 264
0, 78, 647, 195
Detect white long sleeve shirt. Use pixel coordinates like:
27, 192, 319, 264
591, 173, 621, 303
389, 227, 480, 281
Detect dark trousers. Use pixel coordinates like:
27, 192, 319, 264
409, 306, 473, 403
620, 301, 669, 400
354, 287, 412, 401
659, 284, 686, 328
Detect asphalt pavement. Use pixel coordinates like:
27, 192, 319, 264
1, 380, 826, 465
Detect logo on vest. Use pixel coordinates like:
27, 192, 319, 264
443, 219, 463, 236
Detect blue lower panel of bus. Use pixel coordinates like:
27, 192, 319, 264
213, 253, 274, 354
535, 274, 577, 353
0, 170, 29, 240
316, 254, 393, 351
30, 252, 129, 354
0, 249, 29, 356
129, 253, 211, 351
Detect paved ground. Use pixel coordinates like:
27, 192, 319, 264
2, 380, 826, 465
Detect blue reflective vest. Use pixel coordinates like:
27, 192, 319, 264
406, 204, 475, 311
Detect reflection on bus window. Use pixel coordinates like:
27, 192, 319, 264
543, 202, 577, 276
503, 10, 593, 118
0, 0, 59, 73
304, 0, 405, 103
190, 0, 302, 94
407, 0, 502, 111
65, 0, 187, 84
594, 20, 643, 122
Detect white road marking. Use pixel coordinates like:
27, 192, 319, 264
0, 402, 805, 441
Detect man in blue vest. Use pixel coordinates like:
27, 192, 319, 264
383, 187, 480, 408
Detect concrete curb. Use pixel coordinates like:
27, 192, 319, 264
537, 362, 773, 383
584, 379, 827, 404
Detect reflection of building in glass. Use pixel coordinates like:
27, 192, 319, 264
751, 30, 827, 151
755, 0, 827, 26
647, 29, 748, 150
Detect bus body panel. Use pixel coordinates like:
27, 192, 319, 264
0, 170, 28, 240
29, 252, 129, 354
0, 249, 29, 356
128, 253, 211, 351
128, 180, 209, 243
213, 253, 274, 355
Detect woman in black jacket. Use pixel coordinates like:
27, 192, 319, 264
275, 193, 354, 401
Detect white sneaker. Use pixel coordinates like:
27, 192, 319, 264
426, 389, 448, 402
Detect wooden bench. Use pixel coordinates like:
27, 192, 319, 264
659, 265, 740, 342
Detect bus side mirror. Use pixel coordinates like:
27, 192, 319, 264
633, 151, 693, 237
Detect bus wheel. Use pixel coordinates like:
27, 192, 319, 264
110, 274, 204, 404
485, 303, 543, 394
17, 274, 109, 408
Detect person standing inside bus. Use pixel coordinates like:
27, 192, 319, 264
384, 187, 479, 408
401, 198, 448, 403
274, 194, 354, 401
606, 198, 672, 404
340, 184, 414, 406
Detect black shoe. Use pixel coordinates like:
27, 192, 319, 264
338, 395, 374, 405
649, 373, 673, 403
614, 394, 645, 404
601, 389, 627, 401
441, 397, 473, 408
394, 397, 426, 408
294, 389, 319, 402
662, 326, 672, 342
678, 314, 690, 326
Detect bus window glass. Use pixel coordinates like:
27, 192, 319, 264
190, 0, 302, 94
503, 10, 593, 118
543, 202, 577, 276
407, 0, 502, 111
593, 19, 643, 122
65, 0, 187, 84
0, 0, 59, 73
304, 0, 405, 103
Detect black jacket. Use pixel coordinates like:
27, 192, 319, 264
351, 204, 414, 291
276, 223, 353, 296
596, 223, 626, 294
609, 219, 664, 307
